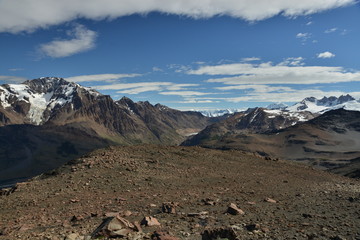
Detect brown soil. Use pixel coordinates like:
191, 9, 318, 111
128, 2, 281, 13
0, 145, 359, 239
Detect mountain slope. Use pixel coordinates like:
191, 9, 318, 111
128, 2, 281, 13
183, 109, 360, 176
0, 124, 109, 186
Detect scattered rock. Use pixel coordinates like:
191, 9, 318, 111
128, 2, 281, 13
162, 202, 178, 214
70, 215, 84, 222
187, 211, 209, 217
105, 212, 120, 217
122, 210, 133, 217
245, 223, 260, 232
264, 198, 277, 203
141, 216, 161, 226
227, 203, 245, 215
330, 235, 347, 240
151, 231, 179, 240
65, 233, 81, 240
348, 197, 358, 202
17, 224, 32, 232
302, 213, 312, 218
0, 186, 17, 196
202, 227, 238, 240
202, 198, 217, 206
133, 221, 143, 233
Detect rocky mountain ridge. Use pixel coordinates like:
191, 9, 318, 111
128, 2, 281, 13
286, 94, 360, 113
197, 94, 360, 118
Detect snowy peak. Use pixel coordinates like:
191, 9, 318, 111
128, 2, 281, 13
287, 94, 360, 113
0, 77, 101, 125
23, 77, 75, 94
198, 109, 243, 117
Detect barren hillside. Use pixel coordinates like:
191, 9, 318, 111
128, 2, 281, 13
0, 145, 359, 239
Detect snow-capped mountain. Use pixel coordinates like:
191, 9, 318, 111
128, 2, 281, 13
0, 77, 100, 125
0, 77, 212, 144
286, 94, 360, 113
197, 108, 244, 117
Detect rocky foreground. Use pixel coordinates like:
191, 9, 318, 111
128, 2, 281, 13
0, 145, 359, 239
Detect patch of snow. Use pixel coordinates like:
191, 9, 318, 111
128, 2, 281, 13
186, 132, 199, 137
0, 86, 11, 108
197, 108, 244, 117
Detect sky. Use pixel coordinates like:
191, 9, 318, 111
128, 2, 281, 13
0, 0, 360, 110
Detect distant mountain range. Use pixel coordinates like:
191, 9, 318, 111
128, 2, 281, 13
183, 107, 360, 178
286, 94, 360, 113
197, 108, 245, 117
197, 94, 360, 117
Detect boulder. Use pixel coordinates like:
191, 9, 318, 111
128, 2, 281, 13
151, 231, 179, 240
227, 203, 245, 215
141, 216, 161, 226
93, 215, 137, 238
162, 202, 178, 214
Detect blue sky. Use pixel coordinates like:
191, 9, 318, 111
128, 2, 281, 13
0, 0, 360, 110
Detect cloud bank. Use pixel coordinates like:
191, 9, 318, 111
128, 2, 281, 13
38, 24, 97, 58
66, 73, 141, 83
95, 82, 199, 95
0, 0, 355, 33
0, 75, 27, 83
188, 60, 360, 85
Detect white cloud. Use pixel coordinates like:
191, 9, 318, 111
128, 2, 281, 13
8, 68, 24, 72
296, 32, 312, 41
306, 21, 313, 25
188, 60, 360, 85
224, 88, 346, 102
152, 67, 163, 72
160, 91, 211, 97
278, 57, 305, 66
242, 57, 261, 62
177, 99, 219, 104
215, 84, 294, 92
317, 51, 335, 58
324, 27, 338, 33
210, 83, 354, 103
188, 63, 255, 75
0, 0, 355, 33
0, 75, 27, 83
38, 24, 97, 58
66, 73, 141, 83
95, 82, 199, 94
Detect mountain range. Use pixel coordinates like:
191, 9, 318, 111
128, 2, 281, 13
1, 77, 360, 184
0, 77, 215, 185
183, 107, 360, 178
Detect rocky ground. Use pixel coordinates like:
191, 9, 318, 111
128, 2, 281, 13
0, 145, 359, 240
